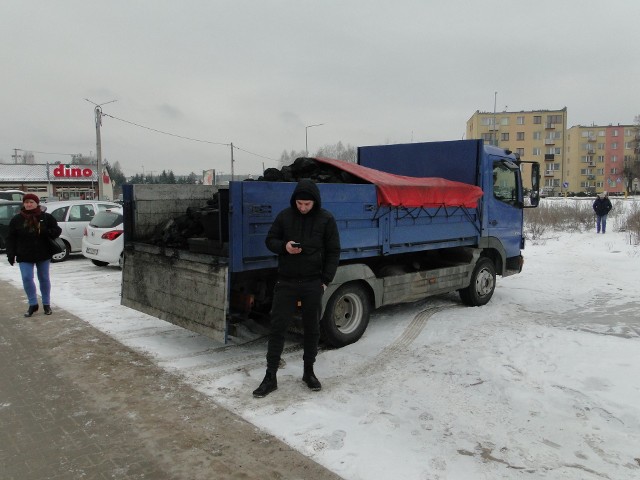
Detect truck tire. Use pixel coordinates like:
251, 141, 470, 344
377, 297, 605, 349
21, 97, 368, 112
459, 257, 496, 306
321, 283, 371, 348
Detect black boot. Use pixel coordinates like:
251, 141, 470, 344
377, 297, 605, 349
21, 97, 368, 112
43, 305, 52, 315
253, 371, 277, 398
24, 304, 39, 317
302, 365, 322, 391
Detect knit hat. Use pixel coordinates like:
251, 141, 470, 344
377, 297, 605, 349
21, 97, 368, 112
295, 191, 315, 201
23, 193, 40, 204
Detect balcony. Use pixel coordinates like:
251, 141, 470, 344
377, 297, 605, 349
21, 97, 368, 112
587, 136, 596, 142
544, 154, 555, 161
545, 123, 556, 129
544, 139, 555, 145
544, 170, 555, 177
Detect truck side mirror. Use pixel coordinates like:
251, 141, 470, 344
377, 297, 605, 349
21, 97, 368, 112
529, 163, 540, 207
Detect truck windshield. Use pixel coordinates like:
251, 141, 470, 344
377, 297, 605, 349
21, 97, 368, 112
493, 162, 518, 206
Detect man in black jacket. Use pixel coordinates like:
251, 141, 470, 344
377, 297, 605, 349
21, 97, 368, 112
253, 179, 341, 398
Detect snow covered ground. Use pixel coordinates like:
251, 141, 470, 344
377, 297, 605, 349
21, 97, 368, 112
2, 212, 639, 479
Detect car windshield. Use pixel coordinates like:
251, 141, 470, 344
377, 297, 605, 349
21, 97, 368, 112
0, 203, 22, 221
90, 211, 123, 228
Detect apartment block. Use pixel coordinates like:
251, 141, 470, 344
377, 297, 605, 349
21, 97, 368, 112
467, 108, 567, 196
565, 124, 637, 195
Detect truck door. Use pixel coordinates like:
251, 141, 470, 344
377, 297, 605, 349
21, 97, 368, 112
487, 159, 523, 259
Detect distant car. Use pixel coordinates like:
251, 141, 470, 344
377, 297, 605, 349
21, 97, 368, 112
0, 200, 23, 251
43, 200, 120, 262
81, 208, 124, 268
0, 190, 24, 201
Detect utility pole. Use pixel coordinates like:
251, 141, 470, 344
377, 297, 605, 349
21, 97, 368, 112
85, 98, 117, 200
12, 148, 22, 164
230, 142, 235, 181
493, 91, 498, 147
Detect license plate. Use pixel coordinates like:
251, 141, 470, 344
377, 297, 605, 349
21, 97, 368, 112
86, 247, 98, 255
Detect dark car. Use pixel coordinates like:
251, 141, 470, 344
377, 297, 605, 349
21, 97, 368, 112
0, 200, 23, 251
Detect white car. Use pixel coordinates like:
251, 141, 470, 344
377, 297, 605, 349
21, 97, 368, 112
44, 200, 120, 261
82, 208, 124, 267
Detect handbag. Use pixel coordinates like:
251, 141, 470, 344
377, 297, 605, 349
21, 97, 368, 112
48, 237, 65, 255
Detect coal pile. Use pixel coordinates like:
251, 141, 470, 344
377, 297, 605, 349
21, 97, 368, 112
255, 157, 365, 184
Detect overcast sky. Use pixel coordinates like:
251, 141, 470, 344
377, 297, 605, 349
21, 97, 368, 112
2, 1, 639, 177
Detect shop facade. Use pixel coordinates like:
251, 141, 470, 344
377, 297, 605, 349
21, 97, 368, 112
0, 163, 113, 202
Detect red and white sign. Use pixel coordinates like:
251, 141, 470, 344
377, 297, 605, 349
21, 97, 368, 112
53, 164, 94, 178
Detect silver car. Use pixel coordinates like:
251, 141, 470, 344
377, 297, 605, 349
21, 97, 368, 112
43, 200, 120, 261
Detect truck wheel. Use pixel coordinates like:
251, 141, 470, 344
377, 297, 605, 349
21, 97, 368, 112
459, 257, 496, 306
321, 283, 371, 348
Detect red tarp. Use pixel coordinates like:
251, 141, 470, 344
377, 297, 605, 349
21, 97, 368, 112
315, 157, 483, 208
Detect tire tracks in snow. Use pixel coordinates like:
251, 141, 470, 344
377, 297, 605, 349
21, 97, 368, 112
358, 303, 458, 377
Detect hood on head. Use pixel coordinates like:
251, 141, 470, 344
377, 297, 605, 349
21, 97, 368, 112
290, 178, 321, 210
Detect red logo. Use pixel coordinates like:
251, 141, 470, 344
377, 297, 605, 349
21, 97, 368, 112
53, 164, 94, 178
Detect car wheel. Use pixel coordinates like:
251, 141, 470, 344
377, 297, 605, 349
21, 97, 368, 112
459, 257, 496, 306
321, 282, 371, 348
91, 260, 109, 267
51, 241, 70, 263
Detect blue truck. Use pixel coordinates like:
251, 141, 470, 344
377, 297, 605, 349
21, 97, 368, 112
121, 139, 540, 347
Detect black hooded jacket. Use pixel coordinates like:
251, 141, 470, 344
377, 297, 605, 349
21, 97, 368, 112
265, 179, 340, 285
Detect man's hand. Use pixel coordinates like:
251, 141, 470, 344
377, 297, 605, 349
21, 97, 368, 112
286, 241, 302, 255
7, 256, 15, 266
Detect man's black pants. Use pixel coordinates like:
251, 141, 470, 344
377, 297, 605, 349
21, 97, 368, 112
266, 278, 324, 373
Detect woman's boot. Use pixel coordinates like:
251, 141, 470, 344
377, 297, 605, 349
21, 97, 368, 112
24, 304, 39, 317
43, 305, 52, 315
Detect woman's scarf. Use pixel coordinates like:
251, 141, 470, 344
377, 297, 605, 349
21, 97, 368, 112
20, 206, 43, 234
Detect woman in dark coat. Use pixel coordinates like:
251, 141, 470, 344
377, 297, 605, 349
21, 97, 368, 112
6, 193, 62, 317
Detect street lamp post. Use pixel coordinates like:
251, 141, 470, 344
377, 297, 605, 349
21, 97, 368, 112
305, 123, 324, 156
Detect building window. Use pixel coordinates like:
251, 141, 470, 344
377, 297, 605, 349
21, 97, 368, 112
612, 129, 619, 137
481, 133, 493, 142
546, 114, 563, 125
611, 155, 617, 162
533, 131, 542, 140
500, 117, 509, 126
611, 168, 618, 174
532, 148, 541, 156
516, 148, 524, 156
517, 116, 525, 125
516, 132, 525, 141
501, 132, 509, 141
481, 117, 495, 126
611, 142, 618, 149
598, 130, 606, 137
533, 116, 542, 124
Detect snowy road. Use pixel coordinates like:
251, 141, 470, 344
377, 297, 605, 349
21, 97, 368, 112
2, 229, 639, 479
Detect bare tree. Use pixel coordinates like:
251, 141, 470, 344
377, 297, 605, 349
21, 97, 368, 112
623, 115, 640, 195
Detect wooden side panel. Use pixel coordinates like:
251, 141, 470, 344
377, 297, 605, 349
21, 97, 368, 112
121, 243, 228, 343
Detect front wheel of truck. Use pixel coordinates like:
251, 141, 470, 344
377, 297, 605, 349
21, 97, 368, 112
321, 283, 371, 348
459, 257, 496, 306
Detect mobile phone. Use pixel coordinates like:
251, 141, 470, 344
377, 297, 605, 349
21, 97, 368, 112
291, 242, 302, 248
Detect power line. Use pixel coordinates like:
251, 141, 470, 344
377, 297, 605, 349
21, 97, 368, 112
100, 111, 279, 163
15, 149, 79, 157
101, 112, 230, 146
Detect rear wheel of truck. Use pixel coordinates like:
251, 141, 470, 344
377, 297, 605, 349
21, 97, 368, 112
321, 283, 371, 348
459, 257, 496, 306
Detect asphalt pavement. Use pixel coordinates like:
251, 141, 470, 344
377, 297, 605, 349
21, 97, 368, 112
0, 279, 341, 480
